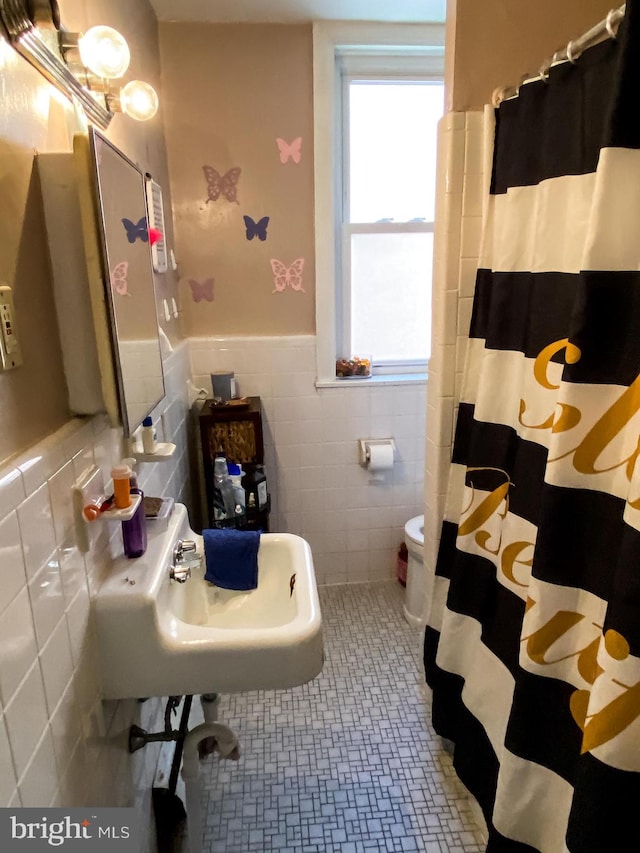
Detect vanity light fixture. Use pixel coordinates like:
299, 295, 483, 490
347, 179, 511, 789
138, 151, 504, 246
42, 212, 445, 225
0, 0, 159, 129
111, 79, 159, 122
77, 25, 131, 79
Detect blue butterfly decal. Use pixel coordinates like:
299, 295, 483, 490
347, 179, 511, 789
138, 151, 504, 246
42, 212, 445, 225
122, 217, 149, 243
243, 215, 269, 242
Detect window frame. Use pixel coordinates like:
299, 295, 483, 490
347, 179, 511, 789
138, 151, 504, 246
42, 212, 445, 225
313, 22, 445, 385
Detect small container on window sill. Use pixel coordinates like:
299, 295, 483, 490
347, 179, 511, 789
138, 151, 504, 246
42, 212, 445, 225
335, 356, 371, 379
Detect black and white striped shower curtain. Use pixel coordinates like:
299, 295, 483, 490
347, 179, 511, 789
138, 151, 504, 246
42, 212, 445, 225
424, 4, 640, 852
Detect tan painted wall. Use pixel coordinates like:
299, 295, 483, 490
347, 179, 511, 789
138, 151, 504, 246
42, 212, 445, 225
449, 0, 617, 111
159, 23, 315, 337
0, 1, 622, 461
161, 7, 618, 336
0, 0, 178, 465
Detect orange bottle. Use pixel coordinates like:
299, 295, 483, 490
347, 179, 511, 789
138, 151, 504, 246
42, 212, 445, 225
111, 464, 132, 509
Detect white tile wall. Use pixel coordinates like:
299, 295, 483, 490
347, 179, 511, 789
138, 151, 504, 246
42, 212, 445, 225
190, 336, 427, 585
0, 341, 191, 852
424, 111, 488, 585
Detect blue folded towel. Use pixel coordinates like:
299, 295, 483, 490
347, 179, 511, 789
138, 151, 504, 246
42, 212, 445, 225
202, 528, 260, 590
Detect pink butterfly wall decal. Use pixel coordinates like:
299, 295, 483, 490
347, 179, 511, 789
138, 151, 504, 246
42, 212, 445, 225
188, 278, 215, 303
276, 137, 302, 164
270, 258, 305, 293
110, 261, 129, 296
202, 165, 241, 204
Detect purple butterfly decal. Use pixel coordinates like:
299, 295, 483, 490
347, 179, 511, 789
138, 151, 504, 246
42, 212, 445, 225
243, 215, 269, 242
122, 217, 149, 243
188, 278, 214, 303
202, 165, 241, 204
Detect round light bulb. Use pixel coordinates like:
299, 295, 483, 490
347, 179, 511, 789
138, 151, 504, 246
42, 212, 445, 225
78, 26, 130, 79
119, 80, 159, 121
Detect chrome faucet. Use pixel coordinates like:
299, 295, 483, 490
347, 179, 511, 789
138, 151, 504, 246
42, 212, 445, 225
169, 539, 203, 583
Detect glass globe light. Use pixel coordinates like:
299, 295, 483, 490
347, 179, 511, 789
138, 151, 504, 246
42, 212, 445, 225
78, 26, 130, 79
119, 80, 159, 121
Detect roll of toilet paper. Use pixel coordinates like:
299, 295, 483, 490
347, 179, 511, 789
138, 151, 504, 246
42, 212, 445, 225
366, 442, 394, 475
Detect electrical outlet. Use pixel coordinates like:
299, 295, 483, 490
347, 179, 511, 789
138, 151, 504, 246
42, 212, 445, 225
0, 284, 22, 370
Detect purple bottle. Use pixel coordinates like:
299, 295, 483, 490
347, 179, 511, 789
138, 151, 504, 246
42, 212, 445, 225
122, 487, 147, 558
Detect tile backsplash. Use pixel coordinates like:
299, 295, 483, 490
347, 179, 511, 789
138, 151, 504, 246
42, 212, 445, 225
190, 335, 427, 585
0, 342, 191, 852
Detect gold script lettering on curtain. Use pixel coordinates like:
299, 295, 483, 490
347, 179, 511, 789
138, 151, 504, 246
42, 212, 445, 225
457, 467, 640, 756
518, 338, 640, 503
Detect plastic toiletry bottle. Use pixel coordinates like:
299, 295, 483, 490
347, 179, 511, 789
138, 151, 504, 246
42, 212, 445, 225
122, 487, 147, 558
141, 416, 157, 454
117, 461, 147, 558
213, 455, 236, 524
228, 463, 246, 527
111, 463, 132, 509
242, 464, 268, 511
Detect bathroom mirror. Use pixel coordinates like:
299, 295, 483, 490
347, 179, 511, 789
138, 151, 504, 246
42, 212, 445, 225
78, 128, 166, 436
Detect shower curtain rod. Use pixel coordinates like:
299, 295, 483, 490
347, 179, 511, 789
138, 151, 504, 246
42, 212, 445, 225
492, 3, 626, 106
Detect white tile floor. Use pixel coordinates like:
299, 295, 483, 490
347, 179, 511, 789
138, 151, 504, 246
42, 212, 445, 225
187, 581, 485, 852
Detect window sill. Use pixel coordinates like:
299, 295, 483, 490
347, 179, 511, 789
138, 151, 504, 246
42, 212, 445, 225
315, 372, 427, 389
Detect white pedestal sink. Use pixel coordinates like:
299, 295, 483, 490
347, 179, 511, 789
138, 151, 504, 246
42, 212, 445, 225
93, 503, 323, 699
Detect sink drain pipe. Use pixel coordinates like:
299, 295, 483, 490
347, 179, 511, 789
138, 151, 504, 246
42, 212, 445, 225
181, 721, 241, 853
200, 692, 219, 722
151, 695, 192, 853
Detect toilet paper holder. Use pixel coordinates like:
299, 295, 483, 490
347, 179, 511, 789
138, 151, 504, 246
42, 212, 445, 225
358, 438, 396, 469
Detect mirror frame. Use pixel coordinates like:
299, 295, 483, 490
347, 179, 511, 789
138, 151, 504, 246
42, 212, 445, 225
73, 128, 166, 436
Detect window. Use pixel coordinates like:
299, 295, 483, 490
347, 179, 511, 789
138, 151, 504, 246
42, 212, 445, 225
313, 23, 445, 383
344, 79, 443, 366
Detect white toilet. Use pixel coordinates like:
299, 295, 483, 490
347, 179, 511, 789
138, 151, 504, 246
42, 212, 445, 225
403, 515, 426, 628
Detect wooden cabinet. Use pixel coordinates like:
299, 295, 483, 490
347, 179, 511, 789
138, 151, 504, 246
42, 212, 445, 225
198, 397, 269, 531
199, 397, 264, 466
